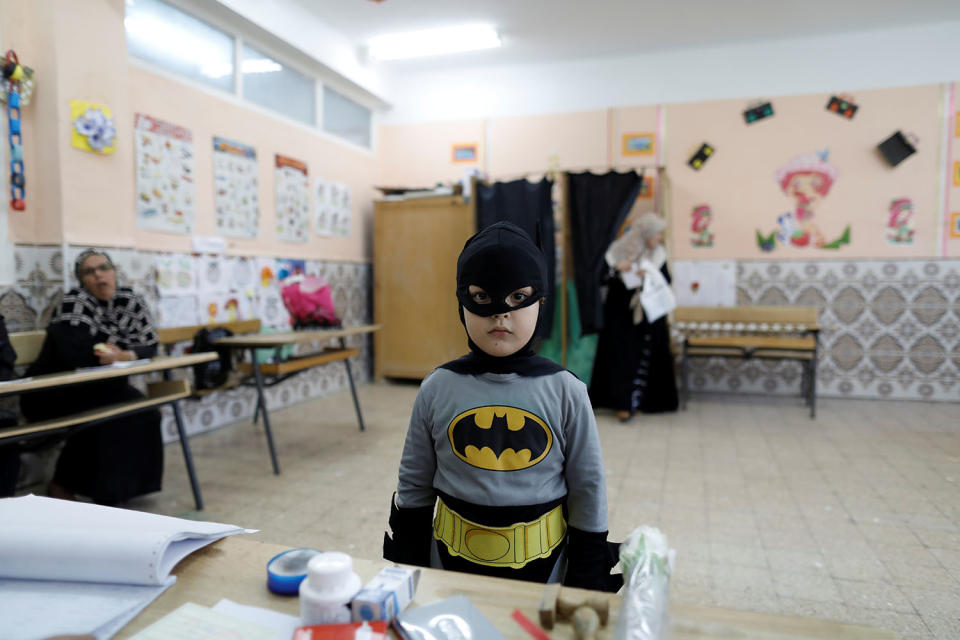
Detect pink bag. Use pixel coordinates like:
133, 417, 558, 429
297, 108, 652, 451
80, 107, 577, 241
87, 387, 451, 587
280, 275, 341, 328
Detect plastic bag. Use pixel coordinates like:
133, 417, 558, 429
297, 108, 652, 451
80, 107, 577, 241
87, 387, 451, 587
614, 526, 675, 640
280, 275, 341, 329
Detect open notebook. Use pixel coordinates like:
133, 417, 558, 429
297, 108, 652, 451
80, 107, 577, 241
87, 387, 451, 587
0, 494, 255, 640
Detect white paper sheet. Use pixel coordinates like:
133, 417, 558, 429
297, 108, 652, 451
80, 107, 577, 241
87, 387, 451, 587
639, 259, 677, 323
671, 259, 737, 307
212, 599, 301, 640
129, 602, 277, 640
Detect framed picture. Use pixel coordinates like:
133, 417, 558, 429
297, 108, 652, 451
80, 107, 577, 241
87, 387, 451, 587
452, 143, 478, 163
622, 133, 655, 156
955, 111, 960, 137
636, 175, 655, 200
951, 212, 960, 239
954, 161, 960, 187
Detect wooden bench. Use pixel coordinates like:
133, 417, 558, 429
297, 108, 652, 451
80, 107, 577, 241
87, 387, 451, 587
156, 319, 262, 397
2, 330, 218, 509
673, 306, 821, 418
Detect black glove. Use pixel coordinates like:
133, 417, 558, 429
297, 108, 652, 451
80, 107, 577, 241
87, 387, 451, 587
382, 493, 434, 567
563, 526, 623, 593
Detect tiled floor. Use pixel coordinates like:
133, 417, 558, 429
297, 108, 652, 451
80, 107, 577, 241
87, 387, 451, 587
121, 383, 960, 639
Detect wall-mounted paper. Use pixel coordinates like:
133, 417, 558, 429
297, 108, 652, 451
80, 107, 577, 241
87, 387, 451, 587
275, 155, 309, 243
672, 260, 736, 307
135, 114, 195, 234
313, 179, 352, 238
213, 137, 259, 238
155, 254, 196, 296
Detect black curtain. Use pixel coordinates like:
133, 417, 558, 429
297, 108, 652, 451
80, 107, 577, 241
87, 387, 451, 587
568, 171, 643, 335
476, 178, 555, 337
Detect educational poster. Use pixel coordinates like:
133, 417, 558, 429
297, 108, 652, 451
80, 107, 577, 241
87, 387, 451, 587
212, 137, 259, 238
672, 260, 736, 307
313, 178, 352, 237
665, 84, 941, 260
886, 198, 915, 245
155, 295, 199, 328
194, 254, 226, 294
134, 113, 195, 234
255, 257, 290, 329
154, 253, 196, 295
757, 150, 851, 252
690, 205, 714, 248
274, 155, 310, 243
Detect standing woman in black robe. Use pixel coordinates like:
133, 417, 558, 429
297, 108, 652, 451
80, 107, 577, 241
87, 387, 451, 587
20, 249, 163, 504
589, 213, 678, 421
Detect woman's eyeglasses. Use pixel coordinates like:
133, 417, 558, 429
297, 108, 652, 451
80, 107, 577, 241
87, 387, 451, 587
79, 263, 115, 278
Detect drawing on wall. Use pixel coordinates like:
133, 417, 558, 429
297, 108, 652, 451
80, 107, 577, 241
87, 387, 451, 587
135, 113, 195, 234
70, 100, 116, 154
155, 253, 196, 295
156, 295, 199, 328
276, 259, 306, 282
213, 137, 259, 238
757, 150, 850, 252
690, 205, 714, 248
953, 161, 960, 187
274, 155, 310, 243
636, 175, 654, 200
886, 198, 915, 245
314, 178, 352, 237
452, 143, 478, 163
950, 212, 960, 239
673, 260, 736, 307
622, 133, 655, 156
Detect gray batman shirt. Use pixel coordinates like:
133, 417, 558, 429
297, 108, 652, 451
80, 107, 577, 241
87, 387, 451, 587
395, 368, 608, 533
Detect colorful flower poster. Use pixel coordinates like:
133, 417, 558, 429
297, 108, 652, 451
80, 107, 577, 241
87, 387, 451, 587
213, 137, 259, 238
135, 113, 195, 234
275, 155, 309, 243
314, 178, 351, 238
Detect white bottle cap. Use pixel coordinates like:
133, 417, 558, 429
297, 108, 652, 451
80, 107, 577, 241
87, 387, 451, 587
303, 551, 362, 605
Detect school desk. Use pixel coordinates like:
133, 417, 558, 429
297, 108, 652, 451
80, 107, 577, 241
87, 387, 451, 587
0, 352, 217, 510
116, 536, 896, 639
214, 324, 380, 474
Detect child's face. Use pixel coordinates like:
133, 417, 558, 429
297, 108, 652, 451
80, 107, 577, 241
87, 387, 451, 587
463, 285, 539, 357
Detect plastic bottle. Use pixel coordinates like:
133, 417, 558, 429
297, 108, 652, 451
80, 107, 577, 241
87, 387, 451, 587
299, 551, 362, 626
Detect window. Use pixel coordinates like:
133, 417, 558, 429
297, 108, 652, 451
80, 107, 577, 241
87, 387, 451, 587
323, 87, 372, 149
242, 44, 315, 126
125, 0, 235, 93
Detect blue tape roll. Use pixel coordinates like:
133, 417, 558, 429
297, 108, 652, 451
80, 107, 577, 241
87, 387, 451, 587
266, 548, 322, 595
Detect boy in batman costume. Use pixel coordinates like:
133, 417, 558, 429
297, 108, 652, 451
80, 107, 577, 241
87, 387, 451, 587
384, 221, 622, 592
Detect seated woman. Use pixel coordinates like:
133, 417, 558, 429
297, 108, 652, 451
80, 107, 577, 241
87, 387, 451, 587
589, 213, 678, 421
20, 249, 163, 505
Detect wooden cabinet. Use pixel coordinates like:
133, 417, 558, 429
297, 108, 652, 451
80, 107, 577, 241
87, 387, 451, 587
373, 196, 475, 379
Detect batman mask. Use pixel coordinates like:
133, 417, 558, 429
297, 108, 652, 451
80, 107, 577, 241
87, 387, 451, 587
456, 221, 547, 317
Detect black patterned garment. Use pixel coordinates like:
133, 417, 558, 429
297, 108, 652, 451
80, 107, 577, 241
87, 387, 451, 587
52, 286, 157, 356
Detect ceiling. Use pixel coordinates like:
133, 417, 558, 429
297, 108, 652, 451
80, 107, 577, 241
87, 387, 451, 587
291, 0, 960, 71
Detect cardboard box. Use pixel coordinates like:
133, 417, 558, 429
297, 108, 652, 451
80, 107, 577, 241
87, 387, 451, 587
350, 566, 420, 622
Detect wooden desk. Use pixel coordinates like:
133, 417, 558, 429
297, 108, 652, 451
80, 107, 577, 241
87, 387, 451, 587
0, 353, 217, 510
214, 325, 380, 475
117, 537, 895, 640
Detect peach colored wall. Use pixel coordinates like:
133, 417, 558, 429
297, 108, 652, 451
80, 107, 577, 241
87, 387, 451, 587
666, 85, 943, 260
377, 120, 485, 187
947, 82, 960, 258
1, 0, 64, 244
487, 110, 607, 179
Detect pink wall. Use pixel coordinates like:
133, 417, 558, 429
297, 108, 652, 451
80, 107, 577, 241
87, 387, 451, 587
377, 120, 485, 187
947, 82, 960, 258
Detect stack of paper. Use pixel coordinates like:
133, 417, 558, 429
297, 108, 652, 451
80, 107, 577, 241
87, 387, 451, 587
0, 495, 253, 640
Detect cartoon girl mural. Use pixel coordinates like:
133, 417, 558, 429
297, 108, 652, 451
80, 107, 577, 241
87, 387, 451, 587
758, 150, 850, 251
886, 198, 915, 245
690, 205, 714, 247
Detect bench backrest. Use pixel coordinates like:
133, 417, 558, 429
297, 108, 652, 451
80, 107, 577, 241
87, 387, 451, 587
9, 330, 46, 367
673, 306, 820, 331
156, 319, 262, 346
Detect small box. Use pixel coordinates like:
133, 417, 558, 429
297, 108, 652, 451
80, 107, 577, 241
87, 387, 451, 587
877, 131, 916, 167
351, 566, 420, 622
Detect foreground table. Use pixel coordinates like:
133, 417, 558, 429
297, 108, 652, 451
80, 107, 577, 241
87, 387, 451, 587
117, 536, 895, 639
214, 325, 380, 474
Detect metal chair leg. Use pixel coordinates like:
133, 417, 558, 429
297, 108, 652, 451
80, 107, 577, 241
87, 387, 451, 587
341, 337, 366, 432
172, 400, 203, 511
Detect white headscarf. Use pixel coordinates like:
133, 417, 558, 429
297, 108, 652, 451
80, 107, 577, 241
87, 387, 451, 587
606, 212, 667, 269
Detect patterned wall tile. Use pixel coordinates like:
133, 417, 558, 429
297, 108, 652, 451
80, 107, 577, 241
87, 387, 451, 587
684, 259, 960, 402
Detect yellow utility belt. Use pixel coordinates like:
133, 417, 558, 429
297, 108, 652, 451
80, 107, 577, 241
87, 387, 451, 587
433, 497, 566, 569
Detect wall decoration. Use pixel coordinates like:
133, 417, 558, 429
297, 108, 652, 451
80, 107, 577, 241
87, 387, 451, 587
743, 101, 774, 124
194, 254, 226, 294
156, 294, 199, 328
951, 212, 960, 239
451, 143, 478, 163
877, 130, 917, 167
314, 178, 351, 237
4, 50, 29, 211
635, 175, 654, 200
212, 137, 259, 238
70, 100, 116, 154
687, 143, 714, 170
690, 205, 714, 248
758, 150, 851, 251
953, 161, 960, 187
622, 133, 655, 156
274, 154, 309, 243
886, 198, 915, 245
825, 95, 858, 119
155, 253, 196, 295
135, 113, 195, 234
276, 259, 306, 282
672, 260, 736, 307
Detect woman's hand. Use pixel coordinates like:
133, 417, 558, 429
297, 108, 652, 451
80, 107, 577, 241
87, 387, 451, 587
616, 260, 634, 272
94, 343, 134, 364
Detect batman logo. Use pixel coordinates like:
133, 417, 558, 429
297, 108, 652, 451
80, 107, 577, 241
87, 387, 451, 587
447, 405, 552, 471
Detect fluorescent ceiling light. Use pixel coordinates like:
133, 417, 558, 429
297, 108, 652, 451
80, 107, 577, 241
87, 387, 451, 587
367, 24, 500, 61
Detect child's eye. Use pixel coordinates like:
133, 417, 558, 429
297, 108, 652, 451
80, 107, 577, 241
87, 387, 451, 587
511, 292, 528, 303
471, 291, 491, 303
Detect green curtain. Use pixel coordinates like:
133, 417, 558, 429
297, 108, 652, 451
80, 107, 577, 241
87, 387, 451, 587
537, 281, 598, 385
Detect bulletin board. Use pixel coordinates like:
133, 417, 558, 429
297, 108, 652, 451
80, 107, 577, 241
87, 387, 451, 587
665, 84, 944, 260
